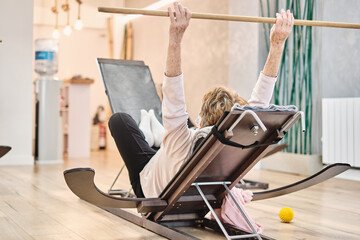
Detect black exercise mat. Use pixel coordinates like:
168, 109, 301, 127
97, 58, 162, 125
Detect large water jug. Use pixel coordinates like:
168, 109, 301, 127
35, 39, 58, 75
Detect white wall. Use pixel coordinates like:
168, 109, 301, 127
229, 0, 260, 100
33, 25, 109, 120
0, 0, 34, 165
33, 2, 125, 153
316, 0, 360, 99
33, 0, 125, 29
33, 3, 117, 124
312, 0, 360, 155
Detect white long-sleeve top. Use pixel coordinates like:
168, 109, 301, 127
139, 72, 277, 197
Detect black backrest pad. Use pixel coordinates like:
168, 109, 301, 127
97, 58, 162, 124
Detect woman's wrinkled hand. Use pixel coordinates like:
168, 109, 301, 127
168, 2, 191, 44
270, 9, 294, 46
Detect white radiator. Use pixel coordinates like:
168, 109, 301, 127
322, 98, 360, 167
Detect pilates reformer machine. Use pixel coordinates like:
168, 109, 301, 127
0, 146, 11, 158
99, 58, 270, 195
64, 59, 350, 240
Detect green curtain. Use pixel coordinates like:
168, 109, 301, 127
260, 0, 314, 154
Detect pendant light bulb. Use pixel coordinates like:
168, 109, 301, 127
74, 19, 83, 30
64, 25, 72, 36
52, 28, 60, 39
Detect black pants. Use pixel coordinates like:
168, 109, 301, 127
108, 112, 156, 198
109, 112, 196, 198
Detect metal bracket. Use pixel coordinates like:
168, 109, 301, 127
280, 111, 305, 134
192, 181, 262, 240
108, 164, 134, 197
229, 110, 267, 133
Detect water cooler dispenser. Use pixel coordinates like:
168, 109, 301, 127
35, 39, 63, 163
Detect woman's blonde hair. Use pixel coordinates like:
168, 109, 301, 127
199, 86, 248, 127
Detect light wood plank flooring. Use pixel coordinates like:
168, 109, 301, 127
0, 150, 359, 240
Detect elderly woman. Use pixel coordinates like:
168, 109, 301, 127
109, 2, 294, 198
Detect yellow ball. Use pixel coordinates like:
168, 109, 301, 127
279, 207, 294, 223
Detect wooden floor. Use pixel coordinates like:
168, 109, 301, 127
0, 150, 359, 240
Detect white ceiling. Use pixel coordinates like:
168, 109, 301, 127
34, 0, 125, 9
33, 0, 165, 9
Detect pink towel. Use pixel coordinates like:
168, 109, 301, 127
211, 188, 263, 234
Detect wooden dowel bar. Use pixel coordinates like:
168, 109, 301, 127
98, 7, 360, 29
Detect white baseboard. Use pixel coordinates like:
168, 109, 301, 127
261, 152, 323, 175
0, 155, 34, 165
261, 152, 360, 181
35, 159, 63, 165
335, 168, 360, 182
